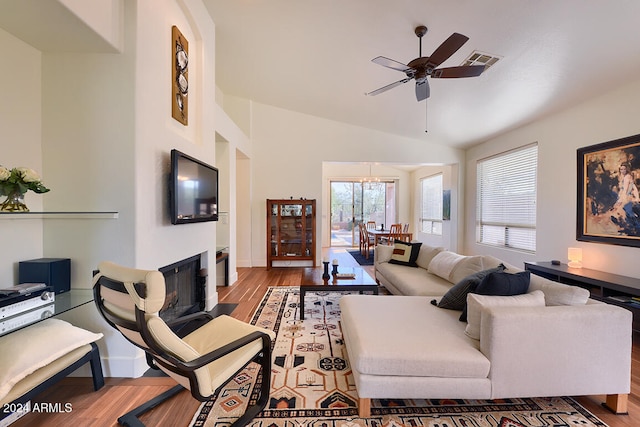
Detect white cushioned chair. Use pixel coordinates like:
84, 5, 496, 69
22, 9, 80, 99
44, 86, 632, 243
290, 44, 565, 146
93, 261, 274, 427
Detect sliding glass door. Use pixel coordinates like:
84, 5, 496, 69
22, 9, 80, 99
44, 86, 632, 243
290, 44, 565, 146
330, 181, 396, 247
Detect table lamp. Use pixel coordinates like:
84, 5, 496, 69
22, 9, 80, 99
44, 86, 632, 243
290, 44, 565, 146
568, 247, 582, 268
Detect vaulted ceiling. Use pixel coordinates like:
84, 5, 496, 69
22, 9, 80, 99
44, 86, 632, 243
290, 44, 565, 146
204, 0, 640, 148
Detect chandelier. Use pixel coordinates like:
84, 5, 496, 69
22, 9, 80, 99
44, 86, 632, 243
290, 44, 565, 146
360, 164, 380, 185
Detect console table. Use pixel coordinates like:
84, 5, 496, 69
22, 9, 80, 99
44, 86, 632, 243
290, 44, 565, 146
524, 262, 640, 332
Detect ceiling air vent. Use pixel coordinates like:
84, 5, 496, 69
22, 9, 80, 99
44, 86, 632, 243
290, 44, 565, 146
461, 51, 501, 70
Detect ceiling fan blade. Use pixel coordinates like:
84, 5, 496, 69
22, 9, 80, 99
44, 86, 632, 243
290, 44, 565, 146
365, 77, 412, 96
431, 65, 486, 78
426, 33, 469, 70
415, 80, 430, 102
372, 56, 413, 73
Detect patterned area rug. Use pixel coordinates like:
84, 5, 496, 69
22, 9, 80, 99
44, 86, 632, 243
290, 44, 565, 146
189, 287, 607, 427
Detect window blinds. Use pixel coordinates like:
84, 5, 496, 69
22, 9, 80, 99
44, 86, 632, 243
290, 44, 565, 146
421, 174, 443, 235
477, 144, 538, 252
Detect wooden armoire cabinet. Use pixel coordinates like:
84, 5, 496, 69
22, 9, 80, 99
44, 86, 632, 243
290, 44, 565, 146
266, 199, 316, 270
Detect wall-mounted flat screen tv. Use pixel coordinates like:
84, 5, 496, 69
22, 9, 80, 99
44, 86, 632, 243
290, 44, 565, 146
170, 149, 219, 224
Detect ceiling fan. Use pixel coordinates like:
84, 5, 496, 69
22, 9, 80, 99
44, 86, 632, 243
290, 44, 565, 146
366, 25, 486, 102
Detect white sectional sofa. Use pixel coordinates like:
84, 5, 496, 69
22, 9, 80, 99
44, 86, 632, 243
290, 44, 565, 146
340, 243, 633, 418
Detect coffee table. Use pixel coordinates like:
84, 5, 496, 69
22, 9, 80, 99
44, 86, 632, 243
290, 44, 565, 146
299, 266, 378, 320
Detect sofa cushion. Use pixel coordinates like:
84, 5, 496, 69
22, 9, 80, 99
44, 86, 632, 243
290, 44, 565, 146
428, 251, 466, 281
460, 271, 531, 321
340, 295, 490, 379
415, 244, 445, 270
389, 240, 422, 267
374, 243, 394, 264
0, 319, 103, 402
0, 344, 93, 406
376, 262, 453, 296
449, 256, 485, 285
464, 290, 545, 340
480, 255, 521, 272
437, 264, 507, 311
528, 274, 590, 306
480, 257, 590, 306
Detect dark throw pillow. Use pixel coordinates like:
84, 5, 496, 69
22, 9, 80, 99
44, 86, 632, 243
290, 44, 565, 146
437, 264, 506, 310
475, 271, 531, 296
388, 240, 422, 267
459, 270, 530, 322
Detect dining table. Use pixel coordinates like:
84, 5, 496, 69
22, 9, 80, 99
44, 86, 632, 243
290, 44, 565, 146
367, 228, 413, 246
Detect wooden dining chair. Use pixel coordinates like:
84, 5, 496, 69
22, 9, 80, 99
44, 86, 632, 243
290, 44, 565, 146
383, 223, 403, 244
361, 226, 375, 259
366, 221, 377, 230
358, 223, 365, 255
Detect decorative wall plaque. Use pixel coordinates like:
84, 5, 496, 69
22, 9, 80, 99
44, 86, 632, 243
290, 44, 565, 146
171, 26, 189, 125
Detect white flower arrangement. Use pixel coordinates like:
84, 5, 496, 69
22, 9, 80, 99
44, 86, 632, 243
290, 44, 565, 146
0, 166, 50, 196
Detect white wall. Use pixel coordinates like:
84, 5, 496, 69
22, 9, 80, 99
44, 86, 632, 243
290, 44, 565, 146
236, 152, 252, 267
0, 28, 43, 282
133, 0, 218, 282
221, 94, 252, 139
59, 0, 124, 51
411, 164, 460, 252
464, 77, 640, 278
213, 101, 253, 278
250, 102, 466, 266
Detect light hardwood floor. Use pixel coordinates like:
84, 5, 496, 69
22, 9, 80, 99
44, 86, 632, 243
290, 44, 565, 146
10, 248, 640, 426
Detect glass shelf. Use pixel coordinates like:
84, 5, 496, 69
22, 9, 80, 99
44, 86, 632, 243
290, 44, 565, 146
0, 211, 119, 219
0, 289, 94, 337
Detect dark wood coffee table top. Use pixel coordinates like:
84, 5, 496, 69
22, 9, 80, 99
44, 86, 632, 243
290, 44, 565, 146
301, 266, 376, 287
299, 267, 378, 320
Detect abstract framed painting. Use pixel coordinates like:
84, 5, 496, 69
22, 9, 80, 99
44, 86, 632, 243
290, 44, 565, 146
171, 25, 188, 125
442, 189, 451, 221
577, 133, 640, 247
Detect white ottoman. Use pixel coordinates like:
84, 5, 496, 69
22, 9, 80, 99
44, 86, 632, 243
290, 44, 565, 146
339, 295, 491, 417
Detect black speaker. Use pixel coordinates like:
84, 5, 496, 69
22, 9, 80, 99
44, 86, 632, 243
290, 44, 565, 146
19, 258, 71, 294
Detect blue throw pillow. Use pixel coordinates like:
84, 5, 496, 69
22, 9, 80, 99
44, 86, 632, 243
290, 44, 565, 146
436, 264, 506, 310
475, 271, 531, 296
459, 270, 530, 322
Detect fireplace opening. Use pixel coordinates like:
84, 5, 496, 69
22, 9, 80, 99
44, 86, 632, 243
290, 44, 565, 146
158, 254, 206, 323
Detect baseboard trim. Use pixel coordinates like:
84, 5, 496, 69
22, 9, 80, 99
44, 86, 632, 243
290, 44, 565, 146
101, 353, 149, 378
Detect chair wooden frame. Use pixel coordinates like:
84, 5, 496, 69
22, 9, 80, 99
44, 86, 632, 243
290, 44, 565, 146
94, 271, 272, 427
358, 222, 365, 255
380, 223, 403, 245
360, 225, 376, 259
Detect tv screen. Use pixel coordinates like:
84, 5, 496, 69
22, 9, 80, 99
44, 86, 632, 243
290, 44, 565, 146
170, 149, 219, 224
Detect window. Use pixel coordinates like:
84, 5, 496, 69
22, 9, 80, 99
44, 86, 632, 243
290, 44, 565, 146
420, 174, 443, 235
329, 180, 396, 247
477, 143, 538, 252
